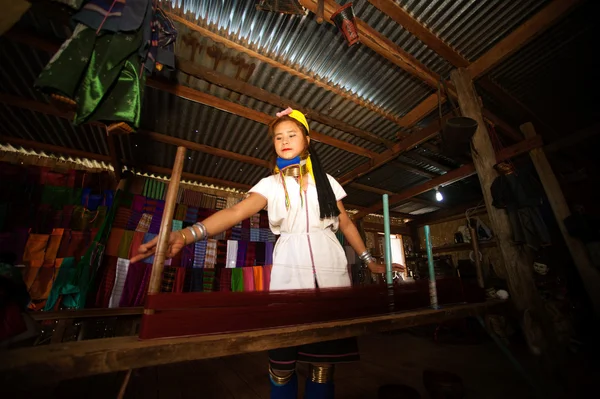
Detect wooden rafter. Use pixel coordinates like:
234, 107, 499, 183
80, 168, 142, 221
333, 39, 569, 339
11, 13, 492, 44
0, 135, 251, 191
338, 112, 453, 185
363, 0, 581, 137
403, 152, 451, 172
299, 0, 440, 91
467, 0, 584, 78
177, 58, 394, 147
352, 135, 544, 219
167, 13, 406, 127
389, 160, 437, 179
0, 135, 111, 163
477, 76, 554, 138
3, 31, 377, 159
147, 80, 377, 159
349, 182, 393, 196
366, 0, 470, 68
0, 93, 272, 169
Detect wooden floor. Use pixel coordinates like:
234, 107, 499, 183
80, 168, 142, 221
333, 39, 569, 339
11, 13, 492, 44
12, 328, 539, 399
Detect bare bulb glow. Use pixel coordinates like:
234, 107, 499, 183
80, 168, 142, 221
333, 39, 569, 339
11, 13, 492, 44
435, 188, 443, 201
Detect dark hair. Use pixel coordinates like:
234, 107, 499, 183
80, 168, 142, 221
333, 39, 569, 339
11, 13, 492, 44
269, 116, 341, 219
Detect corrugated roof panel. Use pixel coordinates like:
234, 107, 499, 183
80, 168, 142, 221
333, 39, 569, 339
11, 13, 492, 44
396, 0, 552, 61
0, 103, 109, 156
343, 186, 383, 207
348, 0, 453, 76
356, 164, 428, 193
168, 1, 433, 120
0, 40, 50, 103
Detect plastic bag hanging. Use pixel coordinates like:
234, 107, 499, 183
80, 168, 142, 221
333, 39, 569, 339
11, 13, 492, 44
438, 80, 478, 157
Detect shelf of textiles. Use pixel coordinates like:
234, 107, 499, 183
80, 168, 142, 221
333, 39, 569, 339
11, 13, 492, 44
92, 175, 284, 310
0, 163, 116, 312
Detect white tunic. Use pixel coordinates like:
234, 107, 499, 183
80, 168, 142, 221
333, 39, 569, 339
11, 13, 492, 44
249, 173, 351, 291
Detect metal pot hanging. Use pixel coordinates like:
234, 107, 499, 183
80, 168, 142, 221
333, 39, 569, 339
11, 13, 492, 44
438, 80, 478, 157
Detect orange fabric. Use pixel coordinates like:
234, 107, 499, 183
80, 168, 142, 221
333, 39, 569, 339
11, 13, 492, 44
22, 259, 43, 291
44, 228, 64, 262
29, 259, 62, 301
106, 228, 125, 257
253, 266, 264, 291
22, 234, 49, 264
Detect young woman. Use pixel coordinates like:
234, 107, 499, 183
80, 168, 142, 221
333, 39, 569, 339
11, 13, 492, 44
132, 108, 404, 398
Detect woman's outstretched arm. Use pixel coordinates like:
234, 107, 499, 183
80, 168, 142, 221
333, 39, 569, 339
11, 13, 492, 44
130, 193, 267, 263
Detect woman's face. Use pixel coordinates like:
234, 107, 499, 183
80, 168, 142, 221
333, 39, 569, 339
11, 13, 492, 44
272, 120, 309, 160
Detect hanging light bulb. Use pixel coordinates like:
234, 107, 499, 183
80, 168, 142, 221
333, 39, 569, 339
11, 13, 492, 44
435, 187, 443, 202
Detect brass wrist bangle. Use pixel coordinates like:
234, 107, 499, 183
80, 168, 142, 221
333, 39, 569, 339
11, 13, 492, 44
178, 230, 187, 245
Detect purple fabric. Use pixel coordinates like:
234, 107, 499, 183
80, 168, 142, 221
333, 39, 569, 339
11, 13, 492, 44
132, 195, 146, 213
126, 210, 143, 230
265, 242, 274, 266
119, 262, 147, 307
134, 263, 152, 306
236, 241, 248, 268
181, 245, 194, 269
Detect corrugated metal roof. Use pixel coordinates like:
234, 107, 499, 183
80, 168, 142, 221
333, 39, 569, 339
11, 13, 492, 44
0, 0, 593, 218
394, 0, 552, 62
0, 103, 109, 156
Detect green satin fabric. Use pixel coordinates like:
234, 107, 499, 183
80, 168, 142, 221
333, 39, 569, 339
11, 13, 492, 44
35, 25, 145, 129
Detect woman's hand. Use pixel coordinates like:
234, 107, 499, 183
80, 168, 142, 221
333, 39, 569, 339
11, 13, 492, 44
130, 230, 186, 263
367, 261, 406, 274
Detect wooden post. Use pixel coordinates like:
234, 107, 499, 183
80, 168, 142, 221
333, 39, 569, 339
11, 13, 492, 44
521, 122, 600, 316
145, 146, 187, 309
450, 68, 541, 314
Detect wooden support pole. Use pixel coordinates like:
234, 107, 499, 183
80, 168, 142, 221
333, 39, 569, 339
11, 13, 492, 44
450, 68, 539, 314
521, 122, 600, 316
145, 146, 187, 309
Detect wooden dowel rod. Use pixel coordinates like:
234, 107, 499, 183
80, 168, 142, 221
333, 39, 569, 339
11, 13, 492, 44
145, 146, 187, 310
316, 0, 325, 23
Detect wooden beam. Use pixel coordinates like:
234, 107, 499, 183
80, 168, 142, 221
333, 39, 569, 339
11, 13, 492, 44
139, 130, 270, 169
482, 108, 523, 143
362, 222, 410, 236
298, 0, 440, 90
0, 93, 273, 169
349, 182, 394, 196
366, 0, 470, 68
136, 164, 252, 191
404, 152, 451, 172
177, 58, 393, 147
451, 68, 540, 316
390, 160, 437, 179
411, 200, 485, 227
167, 13, 406, 127
2, 30, 378, 159
1, 301, 504, 385
478, 76, 550, 137
521, 122, 600, 316
467, 0, 583, 78
147, 80, 378, 159
544, 122, 600, 154
0, 135, 111, 163
351, 134, 544, 219
375, 0, 580, 140
339, 113, 452, 185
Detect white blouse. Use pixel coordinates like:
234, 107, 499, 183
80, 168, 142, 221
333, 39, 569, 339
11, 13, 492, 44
249, 173, 351, 291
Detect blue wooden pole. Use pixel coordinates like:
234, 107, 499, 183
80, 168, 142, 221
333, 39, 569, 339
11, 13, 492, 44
424, 225, 439, 309
382, 194, 393, 286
